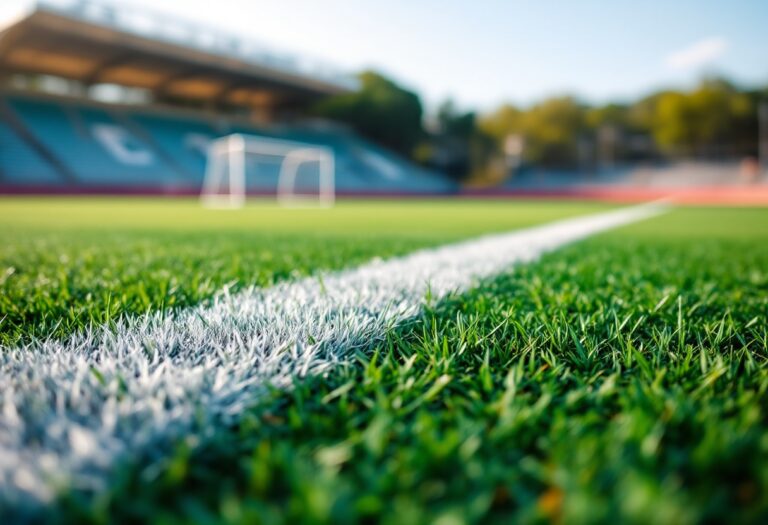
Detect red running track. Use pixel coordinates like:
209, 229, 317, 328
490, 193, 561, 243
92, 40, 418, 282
2, 184, 768, 205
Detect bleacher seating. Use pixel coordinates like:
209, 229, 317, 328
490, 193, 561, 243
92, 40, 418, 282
296, 127, 454, 193
7, 97, 188, 187
129, 112, 219, 186
0, 117, 62, 185
0, 93, 455, 194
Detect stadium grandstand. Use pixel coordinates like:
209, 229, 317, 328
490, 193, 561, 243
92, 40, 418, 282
0, 0, 454, 196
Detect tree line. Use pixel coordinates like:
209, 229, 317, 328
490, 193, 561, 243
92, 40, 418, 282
313, 72, 767, 180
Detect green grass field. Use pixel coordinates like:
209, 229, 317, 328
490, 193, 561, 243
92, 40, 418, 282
0, 198, 612, 346
1, 198, 767, 524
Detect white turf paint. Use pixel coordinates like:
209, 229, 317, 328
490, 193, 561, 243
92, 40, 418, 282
0, 203, 666, 505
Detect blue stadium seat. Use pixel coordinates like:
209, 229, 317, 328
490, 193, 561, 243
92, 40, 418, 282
8, 97, 183, 187
131, 112, 219, 185
0, 119, 62, 185
277, 126, 455, 193
2, 94, 453, 194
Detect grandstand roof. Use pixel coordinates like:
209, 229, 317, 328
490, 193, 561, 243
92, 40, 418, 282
0, 1, 358, 108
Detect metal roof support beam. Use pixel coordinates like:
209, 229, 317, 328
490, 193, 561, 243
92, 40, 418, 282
151, 68, 209, 97
81, 52, 135, 86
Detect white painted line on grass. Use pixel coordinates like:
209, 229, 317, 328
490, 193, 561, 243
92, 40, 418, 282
0, 202, 667, 507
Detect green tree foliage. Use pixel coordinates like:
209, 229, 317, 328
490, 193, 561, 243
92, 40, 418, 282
650, 79, 755, 155
312, 71, 423, 156
437, 100, 476, 139
521, 97, 586, 165
477, 104, 524, 141
479, 78, 763, 170
316, 73, 762, 175
479, 97, 587, 166
418, 100, 497, 180
627, 92, 667, 134
586, 103, 630, 130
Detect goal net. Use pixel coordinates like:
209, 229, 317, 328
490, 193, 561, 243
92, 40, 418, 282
201, 134, 335, 208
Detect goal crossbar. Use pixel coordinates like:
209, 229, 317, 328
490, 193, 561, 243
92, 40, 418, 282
201, 134, 336, 208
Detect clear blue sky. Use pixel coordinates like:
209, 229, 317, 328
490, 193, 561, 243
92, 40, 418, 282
2, 0, 767, 111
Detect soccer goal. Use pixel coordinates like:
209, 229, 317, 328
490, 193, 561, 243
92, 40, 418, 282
201, 134, 335, 208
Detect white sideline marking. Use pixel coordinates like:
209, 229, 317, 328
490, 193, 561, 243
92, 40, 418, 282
0, 202, 666, 505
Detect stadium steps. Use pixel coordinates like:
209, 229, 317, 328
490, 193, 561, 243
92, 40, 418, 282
283, 125, 456, 193
76, 105, 187, 186
109, 110, 192, 184
0, 99, 78, 185
0, 93, 454, 194
129, 111, 220, 186
7, 97, 182, 187
228, 123, 400, 192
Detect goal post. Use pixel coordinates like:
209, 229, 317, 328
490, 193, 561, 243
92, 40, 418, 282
201, 134, 335, 208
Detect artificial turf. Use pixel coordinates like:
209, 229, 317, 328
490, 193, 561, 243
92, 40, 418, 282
0, 198, 610, 346
1, 201, 767, 524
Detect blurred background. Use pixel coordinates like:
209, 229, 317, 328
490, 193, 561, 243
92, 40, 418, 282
0, 0, 766, 202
